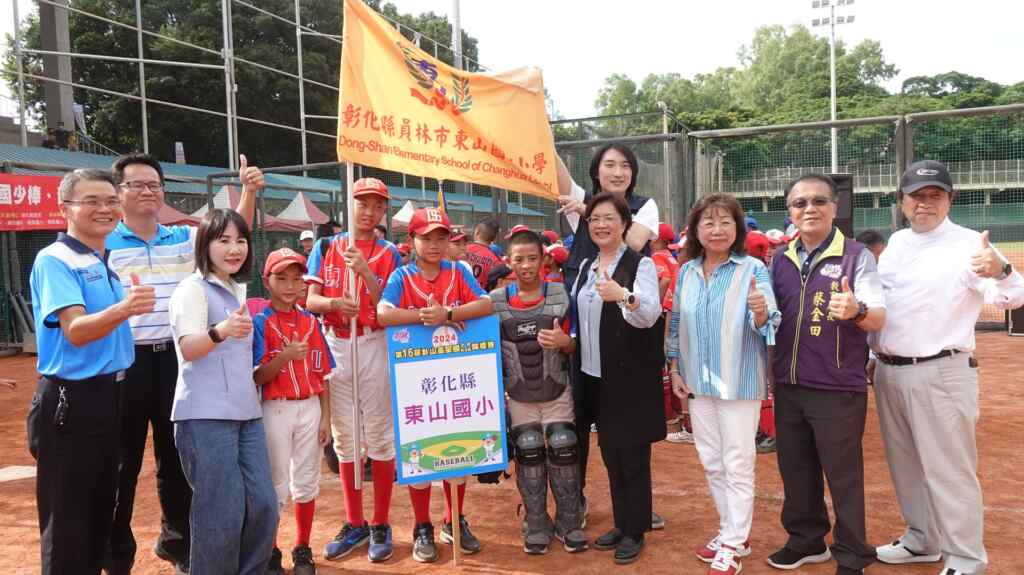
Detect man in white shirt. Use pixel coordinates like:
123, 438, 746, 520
871, 160, 1024, 575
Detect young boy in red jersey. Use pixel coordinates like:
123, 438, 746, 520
253, 248, 334, 575
304, 178, 403, 563
377, 207, 493, 563
544, 245, 569, 284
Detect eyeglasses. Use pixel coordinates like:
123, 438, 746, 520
585, 215, 621, 225
64, 198, 122, 209
787, 196, 834, 209
121, 181, 164, 193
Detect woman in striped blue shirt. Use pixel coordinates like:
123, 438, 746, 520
666, 194, 779, 575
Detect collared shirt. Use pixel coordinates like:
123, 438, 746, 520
107, 222, 196, 344
378, 259, 488, 312
168, 270, 246, 339
252, 306, 334, 400
30, 233, 134, 379
666, 254, 778, 400
872, 218, 1024, 356
794, 228, 885, 309
305, 233, 401, 331
573, 244, 661, 377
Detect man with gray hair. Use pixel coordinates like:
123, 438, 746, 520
872, 160, 1024, 575
27, 169, 156, 574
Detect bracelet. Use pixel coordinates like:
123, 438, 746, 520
852, 301, 868, 323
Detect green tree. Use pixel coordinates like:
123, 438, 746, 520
3, 0, 479, 167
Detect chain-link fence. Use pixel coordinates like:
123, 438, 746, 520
689, 104, 1024, 327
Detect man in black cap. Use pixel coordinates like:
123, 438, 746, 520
871, 160, 1024, 575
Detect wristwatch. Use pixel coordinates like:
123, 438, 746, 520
618, 289, 637, 308
852, 301, 868, 323
997, 262, 1013, 281
446, 306, 455, 322
208, 325, 224, 343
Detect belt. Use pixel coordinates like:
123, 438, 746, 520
135, 341, 173, 353
266, 395, 313, 402
876, 349, 959, 366
331, 325, 379, 339
45, 370, 127, 385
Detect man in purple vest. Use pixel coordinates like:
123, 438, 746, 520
767, 173, 886, 575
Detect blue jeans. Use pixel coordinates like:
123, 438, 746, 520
174, 419, 278, 575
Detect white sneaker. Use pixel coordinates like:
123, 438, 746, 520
666, 430, 695, 444
876, 539, 942, 564
939, 569, 964, 575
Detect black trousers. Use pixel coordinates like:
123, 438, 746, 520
108, 344, 192, 571
774, 383, 876, 570
28, 374, 121, 575
600, 442, 653, 538
576, 371, 600, 494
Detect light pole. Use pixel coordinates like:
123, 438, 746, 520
812, 0, 855, 173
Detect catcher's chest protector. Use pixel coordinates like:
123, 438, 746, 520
492, 284, 569, 403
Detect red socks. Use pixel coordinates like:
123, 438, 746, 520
442, 481, 466, 524
294, 500, 315, 546
371, 459, 395, 525
408, 484, 432, 524
339, 461, 366, 526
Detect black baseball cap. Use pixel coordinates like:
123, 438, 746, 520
900, 160, 953, 194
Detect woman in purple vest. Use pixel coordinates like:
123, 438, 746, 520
168, 209, 278, 574
666, 194, 779, 575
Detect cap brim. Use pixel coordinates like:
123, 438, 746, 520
411, 222, 450, 236
265, 259, 307, 277
901, 180, 952, 195
353, 189, 390, 200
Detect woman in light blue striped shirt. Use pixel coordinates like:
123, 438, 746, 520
666, 194, 779, 575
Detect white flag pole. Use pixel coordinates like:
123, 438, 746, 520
346, 161, 362, 490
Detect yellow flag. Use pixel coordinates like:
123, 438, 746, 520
338, 0, 558, 200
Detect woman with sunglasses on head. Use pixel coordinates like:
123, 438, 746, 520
568, 192, 664, 565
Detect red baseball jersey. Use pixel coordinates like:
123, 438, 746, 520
379, 259, 487, 310
465, 242, 502, 289
306, 233, 402, 332
651, 249, 679, 312
252, 307, 334, 401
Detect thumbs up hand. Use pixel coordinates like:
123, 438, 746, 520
418, 293, 448, 326
238, 153, 265, 192
970, 230, 1005, 278
538, 321, 571, 351
595, 267, 626, 303
280, 330, 310, 361
216, 302, 253, 339
828, 275, 859, 321
120, 272, 157, 317
747, 275, 768, 327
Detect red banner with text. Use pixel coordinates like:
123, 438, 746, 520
0, 174, 65, 231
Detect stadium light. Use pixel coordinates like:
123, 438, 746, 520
812, 0, 857, 173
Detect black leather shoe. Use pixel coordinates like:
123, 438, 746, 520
593, 528, 624, 551
613, 535, 644, 565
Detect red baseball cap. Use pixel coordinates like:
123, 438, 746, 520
657, 222, 675, 243
408, 207, 451, 236
353, 177, 389, 199
745, 230, 771, 261
397, 243, 412, 255
263, 247, 307, 278
668, 227, 687, 250
541, 230, 559, 244
450, 228, 468, 242
505, 224, 531, 239
546, 245, 569, 265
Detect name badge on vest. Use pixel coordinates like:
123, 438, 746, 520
819, 263, 842, 279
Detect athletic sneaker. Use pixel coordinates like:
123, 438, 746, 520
696, 535, 752, 563
368, 524, 394, 563
553, 525, 589, 553
939, 569, 964, 575
440, 515, 481, 554
766, 546, 832, 570
412, 522, 438, 563
291, 545, 317, 575
651, 511, 666, 530
324, 522, 370, 560
709, 545, 743, 574
756, 435, 777, 454
666, 429, 695, 444
875, 539, 942, 564
266, 547, 284, 575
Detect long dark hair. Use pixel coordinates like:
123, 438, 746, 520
588, 143, 639, 198
195, 209, 253, 280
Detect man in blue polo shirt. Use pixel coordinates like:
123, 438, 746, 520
104, 152, 259, 574
27, 169, 157, 575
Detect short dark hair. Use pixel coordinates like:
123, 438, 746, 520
856, 229, 886, 248
684, 193, 748, 261
784, 173, 837, 199
485, 264, 513, 292
58, 168, 117, 201
583, 191, 632, 240
589, 143, 639, 197
195, 209, 253, 280
316, 220, 340, 240
112, 153, 165, 185
474, 219, 500, 243
507, 229, 544, 255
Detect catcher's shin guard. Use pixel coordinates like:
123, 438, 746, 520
545, 422, 584, 536
512, 423, 552, 548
